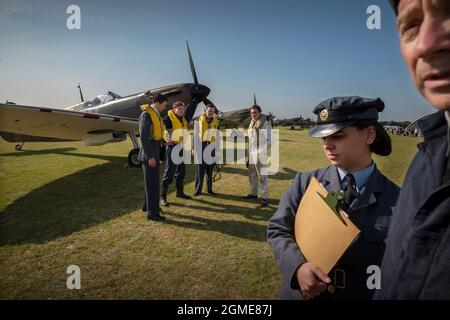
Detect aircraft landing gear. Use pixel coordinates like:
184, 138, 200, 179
128, 148, 141, 168
15, 143, 24, 151
128, 132, 141, 168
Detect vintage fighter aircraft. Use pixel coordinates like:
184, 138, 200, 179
0, 41, 216, 167
272, 115, 314, 128
197, 93, 274, 129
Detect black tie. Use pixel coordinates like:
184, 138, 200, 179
343, 173, 357, 210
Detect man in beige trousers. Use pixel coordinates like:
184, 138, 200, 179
243, 104, 272, 207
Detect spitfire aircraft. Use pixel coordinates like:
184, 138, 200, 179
272, 115, 314, 129
0, 41, 216, 167
200, 93, 274, 129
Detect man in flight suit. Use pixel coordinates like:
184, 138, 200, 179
139, 93, 168, 222
160, 101, 192, 207
193, 104, 219, 196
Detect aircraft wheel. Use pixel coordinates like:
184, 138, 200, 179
15, 144, 23, 151
128, 148, 141, 168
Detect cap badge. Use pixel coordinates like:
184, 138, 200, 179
320, 109, 329, 122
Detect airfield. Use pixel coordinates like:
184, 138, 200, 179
0, 128, 420, 299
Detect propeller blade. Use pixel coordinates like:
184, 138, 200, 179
253, 93, 257, 106
183, 97, 200, 123
186, 40, 198, 85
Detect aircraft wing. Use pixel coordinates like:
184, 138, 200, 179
0, 103, 138, 144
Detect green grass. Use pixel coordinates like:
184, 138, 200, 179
0, 129, 420, 299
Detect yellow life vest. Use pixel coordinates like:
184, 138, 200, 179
166, 110, 188, 144
199, 114, 218, 142
140, 104, 165, 140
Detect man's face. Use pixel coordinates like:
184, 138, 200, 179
250, 108, 261, 121
322, 126, 374, 172
205, 107, 215, 118
397, 0, 450, 111
156, 101, 168, 112
173, 104, 185, 117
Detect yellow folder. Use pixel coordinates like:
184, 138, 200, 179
295, 176, 361, 274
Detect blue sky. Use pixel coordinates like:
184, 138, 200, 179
0, 0, 436, 121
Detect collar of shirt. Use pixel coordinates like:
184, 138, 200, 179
337, 161, 375, 192
445, 111, 450, 156
151, 103, 160, 116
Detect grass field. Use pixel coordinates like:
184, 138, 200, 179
0, 128, 420, 299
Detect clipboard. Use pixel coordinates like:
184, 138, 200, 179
294, 176, 361, 274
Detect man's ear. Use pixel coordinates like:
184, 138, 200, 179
366, 125, 376, 144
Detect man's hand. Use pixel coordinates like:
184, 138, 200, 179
296, 262, 331, 299
148, 158, 157, 168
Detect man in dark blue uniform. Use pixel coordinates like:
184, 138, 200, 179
374, 0, 450, 299
268, 96, 400, 299
139, 93, 168, 222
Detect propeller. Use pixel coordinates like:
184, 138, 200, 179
185, 40, 219, 115
253, 93, 257, 106
186, 40, 198, 85
139, 41, 217, 122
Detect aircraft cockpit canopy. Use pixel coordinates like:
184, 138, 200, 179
88, 94, 114, 107
68, 93, 116, 111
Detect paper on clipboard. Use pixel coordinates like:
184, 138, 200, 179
294, 176, 361, 274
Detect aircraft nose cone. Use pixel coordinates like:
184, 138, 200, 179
191, 84, 210, 100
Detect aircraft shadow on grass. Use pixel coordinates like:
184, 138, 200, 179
0, 149, 144, 245
0, 148, 278, 245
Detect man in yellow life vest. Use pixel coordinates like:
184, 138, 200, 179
193, 104, 219, 196
138, 93, 168, 222
160, 101, 192, 207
